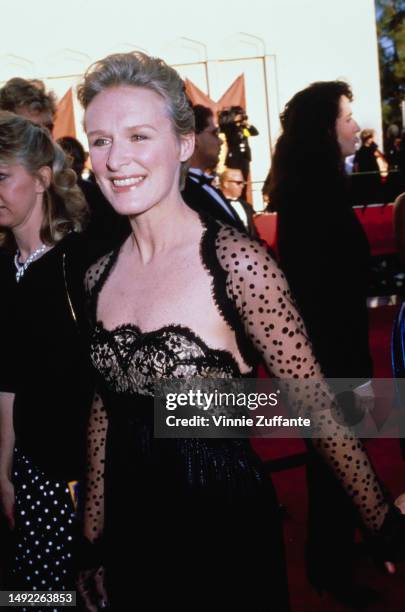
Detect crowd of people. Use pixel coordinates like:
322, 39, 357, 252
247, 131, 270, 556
0, 52, 404, 612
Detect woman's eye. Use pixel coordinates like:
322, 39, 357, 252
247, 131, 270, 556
0, 173, 8, 181
92, 138, 110, 147
131, 134, 147, 142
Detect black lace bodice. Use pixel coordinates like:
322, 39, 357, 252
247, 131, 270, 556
91, 322, 242, 396
83, 214, 388, 544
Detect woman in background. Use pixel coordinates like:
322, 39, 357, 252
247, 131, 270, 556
268, 81, 377, 606
0, 112, 93, 597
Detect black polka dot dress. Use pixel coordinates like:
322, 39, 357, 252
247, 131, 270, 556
11, 449, 78, 611
0, 235, 93, 607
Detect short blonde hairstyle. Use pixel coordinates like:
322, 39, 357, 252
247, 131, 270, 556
0, 111, 88, 250
77, 51, 195, 187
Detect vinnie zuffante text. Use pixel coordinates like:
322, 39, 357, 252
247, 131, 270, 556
164, 389, 311, 429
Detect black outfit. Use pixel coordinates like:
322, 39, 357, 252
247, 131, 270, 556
354, 144, 380, 174
84, 215, 389, 610
277, 183, 373, 597
222, 123, 258, 182
277, 197, 372, 380
182, 171, 247, 232
227, 197, 260, 239
77, 178, 130, 260
0, 234, 93, 597
352, 143, 383, 205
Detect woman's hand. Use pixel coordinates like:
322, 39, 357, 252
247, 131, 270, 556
0, 478, 15, 530
77, 566, 108, 611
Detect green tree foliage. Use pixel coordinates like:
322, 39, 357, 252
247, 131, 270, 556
376, 0, 405, 128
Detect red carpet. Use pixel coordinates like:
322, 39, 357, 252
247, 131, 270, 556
1, 307, 403, 609
253, 305, 405, 611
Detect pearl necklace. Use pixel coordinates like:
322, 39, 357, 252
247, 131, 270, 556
14, 244, 47, 282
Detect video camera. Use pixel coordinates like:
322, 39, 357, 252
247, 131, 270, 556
218, 106, 248, 130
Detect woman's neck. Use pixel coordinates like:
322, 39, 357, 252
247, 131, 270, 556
13, 228, 45, 262
127, 198, 199, 265
12, 194, 46, 261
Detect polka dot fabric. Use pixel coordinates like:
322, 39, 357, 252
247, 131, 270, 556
215, 223, 388, 532
82, 394, 107, 544
84, 251, 114, 327
11, 449, 77, 611
82, 215, 389, 556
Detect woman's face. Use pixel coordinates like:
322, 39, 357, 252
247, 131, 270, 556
0, 162, 45, 231
335, 95, 360, 158
85, 85, 193, 217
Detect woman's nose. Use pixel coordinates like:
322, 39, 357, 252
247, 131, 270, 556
106, 142, 132, 172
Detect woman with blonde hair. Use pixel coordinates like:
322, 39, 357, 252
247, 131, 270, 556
76, 52, 405, 611
0, 111, 93, 596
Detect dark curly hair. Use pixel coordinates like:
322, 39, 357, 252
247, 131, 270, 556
268, 80, 353, 212
193, 105, 213, 134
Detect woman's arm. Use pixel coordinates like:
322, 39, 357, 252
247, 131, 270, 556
83, 391, 108, 544
77, 391, 108, 611
219, 227, 394, 535
78, 263, 110, 610
0, 392, 15, 529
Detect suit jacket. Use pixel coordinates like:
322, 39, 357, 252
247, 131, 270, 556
182, 174, 247, 233
227, 197, 260, 239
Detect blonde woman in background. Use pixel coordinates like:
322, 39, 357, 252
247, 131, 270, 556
0, 112, 93, 598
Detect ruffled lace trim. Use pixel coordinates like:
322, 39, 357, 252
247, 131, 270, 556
199, 214, 259, 370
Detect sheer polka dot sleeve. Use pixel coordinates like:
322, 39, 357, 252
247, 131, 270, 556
215, 225, 389, 532
83, 392, 107, 545
83, 263, 110, 547
84, 251, 115, 325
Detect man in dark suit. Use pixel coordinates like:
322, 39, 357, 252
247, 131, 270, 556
182, 105, 246, 232
219, 168, 259, 238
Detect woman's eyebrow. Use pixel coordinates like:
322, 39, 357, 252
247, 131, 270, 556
125, 124, 158, 132
87, 124, 158, 138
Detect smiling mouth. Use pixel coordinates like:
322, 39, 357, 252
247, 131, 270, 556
111, 176, 146, 188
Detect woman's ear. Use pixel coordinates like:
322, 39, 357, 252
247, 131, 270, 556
179, 132, 195, 162
36, 166, 52, 193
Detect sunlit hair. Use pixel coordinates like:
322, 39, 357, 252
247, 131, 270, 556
77, 51, 195, 188
268, 80, 353, 212
360, 128, 375, 144
0, 111, 88, 250
219, 167, 244, 188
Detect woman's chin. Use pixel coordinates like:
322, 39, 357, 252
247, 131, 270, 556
110, 201, 155, 218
